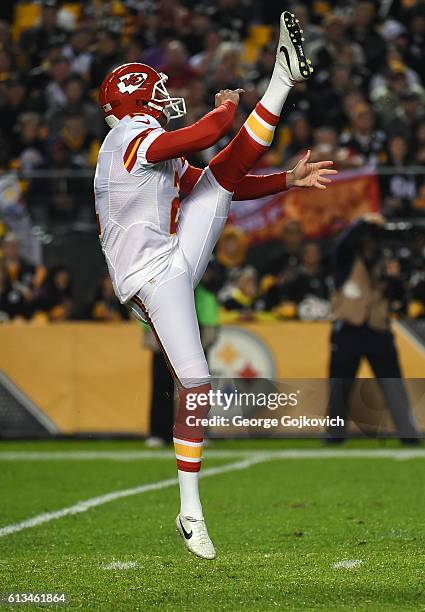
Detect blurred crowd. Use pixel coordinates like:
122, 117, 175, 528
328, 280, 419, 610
0, 231, 130, 321
2, 215, 425, 323
0, 0, 425, 322
0, 1, 423, 218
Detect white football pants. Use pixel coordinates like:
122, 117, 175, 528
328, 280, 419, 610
129, 168, 232, 388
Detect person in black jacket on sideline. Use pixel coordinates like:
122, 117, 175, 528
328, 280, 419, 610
327, 213, 421, 444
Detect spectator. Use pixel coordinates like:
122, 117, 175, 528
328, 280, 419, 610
340, 102, 386, 166
36, 265, 74, 321
0, 77, 28, 143
221, 266, 265, 318
413, 120, 425, 165
405, 7, 425, 79
369, 47, 423, 103
247, 219, 305, 277
283, 112, 313, 167
182, 8, 213, 56
46, 76, 103, 138
0, 233, 44, 320
62, 29, 93, 78
87, 274, 128, 322
380, 134, 418, 217
263, 241, 330, 317
0, 153, 42, 264
347, 2, 387, 71
183, 78, 209, 124
371, 62, 414, 128
90, 30, 122, 88
341, 89, 367, 131
0, 20, 12, 51
0, 48, 12, 77
123, 37, 144, 65
209, 0, 250, 42
158, 40, 196, 93
57, 113, 99, 167
11, 112, 45, 170
310, 126, 358, 169
283, 242, 330, 304
312, 64, 358, 130
206, 58, 240, 102
247, 42, 276, 94
311, 14, 364, 79
31, 138, 92, 222
44, 56, 72, 111
189, 29, 222, 75
216, 226, 248, 287
393, 91, 425, 134
19, 0, 67, 69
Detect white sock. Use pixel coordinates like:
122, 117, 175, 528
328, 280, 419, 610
178, 470, 203, 520
260, 62, 293, 117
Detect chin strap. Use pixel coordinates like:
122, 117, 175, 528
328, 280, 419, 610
147, 101, 170, 124
105, 114, 120, 128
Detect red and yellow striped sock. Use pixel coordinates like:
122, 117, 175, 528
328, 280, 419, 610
173, 436, 203, 473
244, 103, 279, 148
209, 103, 279, 191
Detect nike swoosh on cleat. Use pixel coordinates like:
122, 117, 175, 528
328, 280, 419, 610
179, 518, 193, 540
279, 45, 293, 78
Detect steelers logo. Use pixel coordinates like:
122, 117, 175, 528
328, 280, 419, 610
209, 326, 276, 379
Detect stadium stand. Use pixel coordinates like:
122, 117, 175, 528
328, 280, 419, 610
0, 0, 424, 322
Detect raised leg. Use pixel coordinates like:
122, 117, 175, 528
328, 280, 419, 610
177, 11, 313, 286
210, 11, 312, 191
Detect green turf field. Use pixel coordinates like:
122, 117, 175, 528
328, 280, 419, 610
1, 439, 425, 611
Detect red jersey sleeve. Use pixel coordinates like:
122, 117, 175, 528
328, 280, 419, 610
180, 163, 288, 199
180, 164, 203, 195
146, 102, 236, 163
232, 172, 288, 200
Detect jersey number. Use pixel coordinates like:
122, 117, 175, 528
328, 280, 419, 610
170, 198, 180, 234
170, 170, 180, 234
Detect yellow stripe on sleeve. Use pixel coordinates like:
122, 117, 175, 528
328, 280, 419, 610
124, 136, 143, 169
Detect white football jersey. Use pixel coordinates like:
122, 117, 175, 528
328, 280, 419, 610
94, 114, 188, 303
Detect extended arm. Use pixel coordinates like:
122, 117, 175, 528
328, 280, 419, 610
146, 102, 237, 163
180, 148, 337, 198
180, 165, 288, 199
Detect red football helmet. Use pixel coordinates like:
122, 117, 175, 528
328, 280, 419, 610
98, 63, 186, 128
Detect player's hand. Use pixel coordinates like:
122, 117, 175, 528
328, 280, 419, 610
215, 89, 244, 108
286, 149, 337, 189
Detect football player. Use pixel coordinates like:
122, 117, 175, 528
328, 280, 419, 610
95, 11, 337, 559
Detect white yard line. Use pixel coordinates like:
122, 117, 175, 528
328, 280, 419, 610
0, 455, 266, 539
1, 448, 424, 539
102, 560, 137, 570
332, 559, 364, 570
0, 448, 424, 461
0, 450, 245, 461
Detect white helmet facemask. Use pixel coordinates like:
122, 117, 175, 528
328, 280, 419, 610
148, 73, 186, 123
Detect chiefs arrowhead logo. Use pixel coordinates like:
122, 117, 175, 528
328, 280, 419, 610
117, 72, 148, 95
